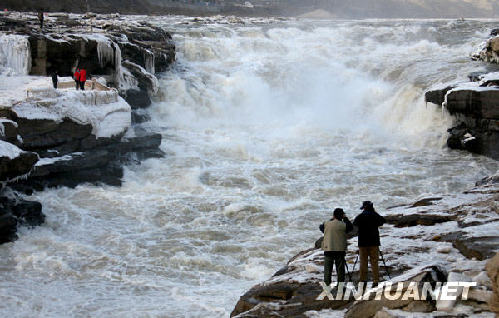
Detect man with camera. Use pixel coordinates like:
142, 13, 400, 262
353, 201, 385, 285
319, 208, 354, 286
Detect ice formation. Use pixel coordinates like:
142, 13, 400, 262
145, 51, 155, 74
94, 36, 124, 87
13, 83, 131, 139
0, 34, 31, 75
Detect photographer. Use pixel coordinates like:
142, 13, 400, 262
353, 201, 385, 285
319, 208, 353, 286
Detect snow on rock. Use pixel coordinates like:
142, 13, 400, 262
11, 79, 131, 139
0, 140, 22, 159
0, 33, 31, 76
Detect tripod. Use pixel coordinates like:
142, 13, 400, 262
351, 249, 391, 281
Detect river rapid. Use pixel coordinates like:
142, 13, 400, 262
1, 17, 498, 317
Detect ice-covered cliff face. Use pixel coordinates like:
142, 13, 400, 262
0, 34, 31, 75
0, 16, 498, 318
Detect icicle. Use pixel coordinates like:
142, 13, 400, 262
0, 34, 31, 75
145, 51, 155, 74
113, 42, 124, 87
97, 40, 115, 67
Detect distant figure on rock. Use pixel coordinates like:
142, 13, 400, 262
353, 201, 385, 285
79, 68, 87, 90
51, 70, 58, 89
74, 68, 81, 90
37, 11, 44, 30
320, 208, 353, 286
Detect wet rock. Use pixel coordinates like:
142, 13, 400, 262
123, 88, 151, 109
9, 199, 44, 226
441, 232, 499, 261
0, 195, 45, 243
15, 117, 93, 152
0, 119, 19, 145
486, 253, 499, 314
476, 175, 499, 186
468, 71, 488, 82
425, 85, 455, 106
410, 197, 442, 207
131, 109, 151, 124
384, 214, 455, 227
0, 210, 17, 244
445, 88, 499, 119
0, 147, 38, 182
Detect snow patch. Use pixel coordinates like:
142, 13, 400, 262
0, 140, 23, 159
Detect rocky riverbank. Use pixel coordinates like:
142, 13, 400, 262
0, 12, 175, 243
231, 175, 499, 317
425, 28, 499, 160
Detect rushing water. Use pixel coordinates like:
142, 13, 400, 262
1, 18, 499, 317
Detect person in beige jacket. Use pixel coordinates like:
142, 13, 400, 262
319, 208, 353, 286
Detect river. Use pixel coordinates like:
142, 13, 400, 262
0, 17, 498, 317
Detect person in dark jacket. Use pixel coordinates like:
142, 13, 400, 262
51, 70, 58, 89
37, 11, 44, 30
320, 208, 354, 286
353, 201, 385, 284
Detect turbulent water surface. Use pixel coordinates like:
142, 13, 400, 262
1, 17, 499, 317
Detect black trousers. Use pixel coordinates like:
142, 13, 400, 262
80, 81, 86, 90
52, 80, 57, 89
75, 81, 80, 90
324, 251, 346, 286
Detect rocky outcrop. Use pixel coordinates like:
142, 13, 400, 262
0, 143, 38, 183
232, 176, 499, 317
472, 30, 499, 64
425, 28, 499, 159
425, 73, 499, 159
0, 13, 175, 244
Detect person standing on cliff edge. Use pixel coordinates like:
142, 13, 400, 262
320, 208, 353, 286
79, 68, 87, 90
37, 10, 44, 30
353, 201, 385, 285
51, 70, 58, 89
74, 68, 80, 90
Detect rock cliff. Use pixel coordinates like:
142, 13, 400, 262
0, 12, 175, 243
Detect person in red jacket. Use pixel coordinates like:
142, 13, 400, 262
79, 68, 87, 90
74, 68, 80, 90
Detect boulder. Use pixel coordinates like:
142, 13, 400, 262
0, 195, 45, 243
123, 88, 151, 109
384, 214, 455, 227
441, 232, 499, 261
